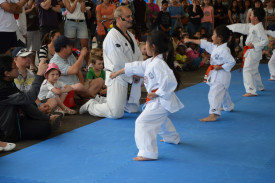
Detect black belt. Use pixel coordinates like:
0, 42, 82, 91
67, 19, 85, 22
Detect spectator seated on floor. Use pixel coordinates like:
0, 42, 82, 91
13, 47, 57, 114
50, 36, 104, 99
233, 33, 243, 63
86, 55, 107, 97
38, 63, 77, 115
174, 44, 192, 71
39, 30, 61, 62
263, 35, 275, 60
185, 38, 202, 69
0, 55, 61, 142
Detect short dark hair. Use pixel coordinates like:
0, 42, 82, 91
0, 55, 13, 79
54, 36, 74, 52
253, 7, 266, 22
162, 0, 168, 5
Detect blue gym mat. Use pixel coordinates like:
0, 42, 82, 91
1, 64, 275, 183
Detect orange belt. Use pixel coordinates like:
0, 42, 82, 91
240, 46, 252, 72
203, 65, 223, 83
146, 89, 158, 104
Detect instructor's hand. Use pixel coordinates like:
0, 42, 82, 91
110, 72, 118, 79
147, 92, 157, 100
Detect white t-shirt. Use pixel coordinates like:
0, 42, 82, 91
38, 79, 66, 100
0, 0, 18, 32
66, 2, 85, 20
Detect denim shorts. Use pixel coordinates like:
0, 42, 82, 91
64, 20, 88, 39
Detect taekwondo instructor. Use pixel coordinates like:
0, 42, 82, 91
80, 6, 143, 118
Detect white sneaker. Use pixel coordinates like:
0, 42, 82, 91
0, 143, 16, 152
79, 99, 95, 114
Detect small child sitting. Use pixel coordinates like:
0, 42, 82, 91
185, 39, 202, 69
263, 35, 275, 60
88, 48, 103, 70
38, 63, 77, 115
86, 55, 107, 96
233, 33, 243, 62
139, 42, 148, 60
174, 44, 192, 71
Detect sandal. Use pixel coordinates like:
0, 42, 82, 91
52, 108, 65, 118
64, 108, 77, 115
0, 142, 16, 152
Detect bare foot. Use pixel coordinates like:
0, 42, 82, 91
268, 79, 275, 81
133, 156, 155, 161
160, 139, 164, 142
200, 114, 217, 122
220, 108, 224, 111
242, 93, 257, 97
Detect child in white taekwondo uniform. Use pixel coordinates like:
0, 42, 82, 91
184, 25, 236, 122
110, 30, 184, 161
265, 30, 275, 81
79, 7, 143, 118
227, 8, 268, 97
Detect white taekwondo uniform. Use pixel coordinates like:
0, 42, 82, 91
265, 30, 275, 80
81, 27, 143, 118
201, 40, 236, 116
125, 54, 184, 160
227, 23, 268, 95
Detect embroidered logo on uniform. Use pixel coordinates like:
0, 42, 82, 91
249, 87, 253, 90
125, 43, 128, 46
149, 72, 154, 79
214, 54, 219, 60
211, 109, 216, 112
144, 76, 148, 84
115, 44, 121, 47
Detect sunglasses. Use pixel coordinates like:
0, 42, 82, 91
16, 48, 29, 57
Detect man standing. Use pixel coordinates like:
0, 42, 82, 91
50, 36, 104, 98
35, 0, 61, 43
0, 0, 27, 54
80, 6, 143, 119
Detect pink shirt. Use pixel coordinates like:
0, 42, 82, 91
201, 6, 214, 23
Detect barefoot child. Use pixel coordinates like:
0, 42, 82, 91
110, 30, 184, 161
38, 63, 77, 115
227, 7, 268, 97
184, 25, 236, 122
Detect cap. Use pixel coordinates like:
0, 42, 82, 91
12, 47, 33, 58
54, 35, 74, 52
44, 63, 61, 78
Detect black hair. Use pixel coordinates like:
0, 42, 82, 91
214, 25, 236, 57
42, 30, 60, 45
252, 0, 263, 8
147, 30, 181, 89
253, 7, 266, 22
0, 55, 13, 80
162, 0, 168, 5
228, 0, 240, 13
171, 28, 182, 40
